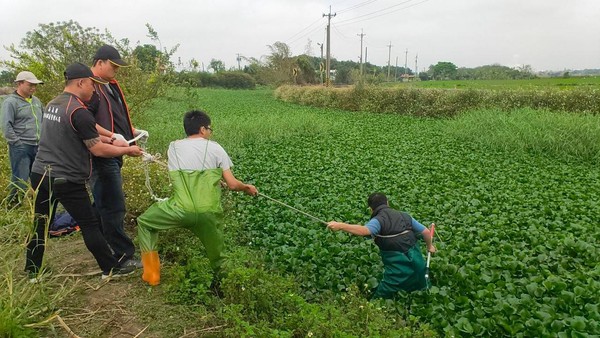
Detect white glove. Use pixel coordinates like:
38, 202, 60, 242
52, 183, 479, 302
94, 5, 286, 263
113, 133, 126, 141
134, 129, 149, 141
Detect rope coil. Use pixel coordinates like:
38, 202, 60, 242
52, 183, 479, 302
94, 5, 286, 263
137, 136, 168, 202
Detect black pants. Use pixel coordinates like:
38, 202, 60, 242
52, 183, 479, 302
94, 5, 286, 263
90, 157, 135, 261
26, 172, 119, 275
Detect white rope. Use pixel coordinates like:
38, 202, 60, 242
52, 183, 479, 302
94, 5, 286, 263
138, 137, 168, 202
258, 192, 328, 225
127, 130, 149, 145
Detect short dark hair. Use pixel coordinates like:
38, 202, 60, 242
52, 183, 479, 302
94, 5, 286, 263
183, 110, 211, 136
368, 192, 388, 209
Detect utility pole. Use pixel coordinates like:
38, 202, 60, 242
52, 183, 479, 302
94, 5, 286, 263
317, 42, 324, 85
415, 53, 418, 79
387, 41, 392, 81
357, 29, 366, 77
236, 53, 242, 71
365, 46, 368, 63
404, 48, 408, 78
323, 6, 336, 86
395, 56, 399, 82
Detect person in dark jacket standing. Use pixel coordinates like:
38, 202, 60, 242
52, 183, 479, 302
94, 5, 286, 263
89, 44, 148, 268
27, 63, 142, 281
1, 71, 44, 203
327, 192, 436, 299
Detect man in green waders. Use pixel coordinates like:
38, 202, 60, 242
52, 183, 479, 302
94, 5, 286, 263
327, 192, 436, 299
137, 110, 257, 287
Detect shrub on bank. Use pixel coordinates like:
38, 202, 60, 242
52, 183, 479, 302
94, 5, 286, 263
275, 85, 600, 117
214, 72, 256, 89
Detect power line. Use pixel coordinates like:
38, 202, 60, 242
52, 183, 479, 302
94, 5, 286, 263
330, 0, 356, 6
337, 0, 414, 24
332, 24, 353, 41
337, 0, 379, 14
337, 0, 430, 27
284, 17, 325, 44
287, 23, 325, 46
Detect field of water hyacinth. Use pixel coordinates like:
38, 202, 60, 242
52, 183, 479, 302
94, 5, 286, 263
127, 88, 599, 336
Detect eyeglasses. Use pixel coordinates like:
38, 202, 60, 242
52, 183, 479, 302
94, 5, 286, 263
206, 126, 213, 132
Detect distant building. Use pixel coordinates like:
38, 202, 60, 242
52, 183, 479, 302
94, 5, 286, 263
400, 73, 415, 82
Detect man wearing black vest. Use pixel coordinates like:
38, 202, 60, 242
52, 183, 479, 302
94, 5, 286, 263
27, 63, 142, 281
327, 192, 436, 299
89, 44, 148, 268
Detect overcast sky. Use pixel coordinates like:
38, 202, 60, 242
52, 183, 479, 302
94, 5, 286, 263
1, 0, 598, 72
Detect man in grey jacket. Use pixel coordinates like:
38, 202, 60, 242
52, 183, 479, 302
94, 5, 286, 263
1, 71, 44, 203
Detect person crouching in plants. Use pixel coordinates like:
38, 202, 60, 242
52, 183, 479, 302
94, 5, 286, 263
327, 192, 436, 299
137, 110, 258, 288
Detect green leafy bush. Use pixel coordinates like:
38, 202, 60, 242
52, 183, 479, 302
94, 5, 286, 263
164, 256, 214, 305
220, 267, 435, 337
275, 85, 600, 117
215, 72, 256, 89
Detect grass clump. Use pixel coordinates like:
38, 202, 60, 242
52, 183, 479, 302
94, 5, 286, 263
0, 199, 74, 337
446, 108, 600, 163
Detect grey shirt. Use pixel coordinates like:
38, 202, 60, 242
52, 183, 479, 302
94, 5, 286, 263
1, 92, 44, 145
167, 138, 233, 171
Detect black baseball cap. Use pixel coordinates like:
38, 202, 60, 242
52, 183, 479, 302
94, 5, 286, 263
94, 44, 129, 67
64, 62, 108, 84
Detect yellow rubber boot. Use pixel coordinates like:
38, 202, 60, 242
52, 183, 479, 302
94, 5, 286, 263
141, 251, 161, 286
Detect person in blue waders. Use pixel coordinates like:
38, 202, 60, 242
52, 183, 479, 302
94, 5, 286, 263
327, 192, 436, 299
136, 110, 258, 289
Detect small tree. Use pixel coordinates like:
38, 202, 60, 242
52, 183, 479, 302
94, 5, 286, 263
265, 41, 294, 85
2, 20, 106, 103
0, 70, 16, 86
133, 44, 161, 72
430, 61, 458, 80
295, 55, 317, 84
2, 21, 176, 112
209, 59, 225, 73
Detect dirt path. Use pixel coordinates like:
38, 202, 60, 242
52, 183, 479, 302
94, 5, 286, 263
43, 233, 154, 338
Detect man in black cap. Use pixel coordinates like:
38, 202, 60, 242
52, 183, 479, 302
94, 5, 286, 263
89, 44, 148, 268
26, 62, 143, 281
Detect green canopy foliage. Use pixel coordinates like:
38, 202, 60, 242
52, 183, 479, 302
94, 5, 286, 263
1, 21, 176, 111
